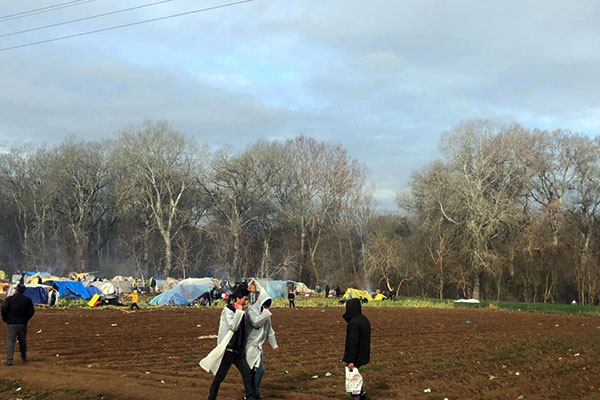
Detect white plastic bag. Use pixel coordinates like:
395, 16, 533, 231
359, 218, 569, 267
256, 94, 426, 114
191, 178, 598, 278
345, 366, 363, 395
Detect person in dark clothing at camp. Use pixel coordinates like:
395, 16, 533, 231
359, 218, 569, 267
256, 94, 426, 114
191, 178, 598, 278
2, 284, 35, 366
342, 298, 371, 400
205, 287, 256, 400
325, 284, 330, 298
335, 285, 341, 299
287, 289, 295, 308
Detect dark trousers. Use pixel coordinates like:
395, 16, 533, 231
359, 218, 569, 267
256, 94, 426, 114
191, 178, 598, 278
6, 324, 27, 363
130, 303, 139, 310
289, 300, 295, 308
208, 350, 254, 400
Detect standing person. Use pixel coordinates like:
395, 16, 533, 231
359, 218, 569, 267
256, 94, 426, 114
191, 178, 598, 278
150, 277, 157, 294
287, 289, 295, 308
201, 287, 256, 400
325, 284, 330, 299
1, 283, 35, 365
335, 285, 341, 299
130, 289, 140, 310
246, 294, 279, 400
342, 298, 371, 400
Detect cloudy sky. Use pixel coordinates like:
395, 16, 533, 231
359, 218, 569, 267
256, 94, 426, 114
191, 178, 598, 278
1, 0, 599, 209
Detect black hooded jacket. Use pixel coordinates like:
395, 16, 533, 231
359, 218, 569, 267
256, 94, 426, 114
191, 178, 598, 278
342, 298, 371, 367
1, 292, 35, 325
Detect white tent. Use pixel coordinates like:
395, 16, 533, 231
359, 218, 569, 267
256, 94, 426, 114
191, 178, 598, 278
89, 281, 116, 295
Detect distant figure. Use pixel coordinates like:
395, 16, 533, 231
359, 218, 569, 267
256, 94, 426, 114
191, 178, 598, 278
342, 298, 371, 399
335, 285, 341, 299
37, 276, 43, 284
2, 283, 35, 365
288, 290, 295, 308
130, 289, 140, 310
325, 284, 330, 299
150, 277, 157, 294
48, 288, 59, 306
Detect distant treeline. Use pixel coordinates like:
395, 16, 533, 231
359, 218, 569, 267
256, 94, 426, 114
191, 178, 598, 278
1, 120, 599, 304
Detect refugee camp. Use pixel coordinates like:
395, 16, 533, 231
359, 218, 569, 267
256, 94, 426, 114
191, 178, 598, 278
2, 0, 600, 399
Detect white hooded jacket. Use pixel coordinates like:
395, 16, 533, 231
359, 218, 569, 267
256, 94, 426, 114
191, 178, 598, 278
245, 294, 278, 370
199, 305, 245, 375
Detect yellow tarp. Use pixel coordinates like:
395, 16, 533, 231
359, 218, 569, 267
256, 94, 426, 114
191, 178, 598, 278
88, 294, 100, 307
0, 270, 6, 280
342, 288, 373, 302
373, 293, 387, 301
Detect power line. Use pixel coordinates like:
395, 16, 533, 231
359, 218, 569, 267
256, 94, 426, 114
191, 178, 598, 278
1, 0, 180, 39
0, 0, 255, 52
0, 0, 101, 23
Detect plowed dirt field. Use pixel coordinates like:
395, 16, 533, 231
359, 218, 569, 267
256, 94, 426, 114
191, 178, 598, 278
1, 306, 600, 400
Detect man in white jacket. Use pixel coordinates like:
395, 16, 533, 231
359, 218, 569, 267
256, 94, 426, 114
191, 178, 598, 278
204, 287, 256, 400
245, 294, 279, 400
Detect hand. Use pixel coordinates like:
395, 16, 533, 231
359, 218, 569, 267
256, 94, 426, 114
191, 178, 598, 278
234, 302, 243, 310
347, 362, 354, 371
274, 346, 279, 353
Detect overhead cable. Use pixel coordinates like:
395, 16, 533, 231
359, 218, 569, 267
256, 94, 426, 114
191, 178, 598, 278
0, 0, 100, 23
0, 0, 179, 38
0, 0, 255, 52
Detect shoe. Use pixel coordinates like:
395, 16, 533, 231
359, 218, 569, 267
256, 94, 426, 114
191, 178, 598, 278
21, 355, 27, 363
5, 361, 12, 366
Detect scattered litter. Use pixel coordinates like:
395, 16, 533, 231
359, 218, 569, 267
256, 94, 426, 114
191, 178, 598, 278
489, 375, 496, 380
87, 364, 92, 368
454, 298, 480, 303
325, 372, 332, 377
555, 324, 559, 327
558, 357, 562, 360
516, 396, 525, 400
96, 334, 100, 337
160, 380, 165, 384
285, 370, 289, 374
65, 322, 69, 325
145, 371, 151, 374
574, 353, 580, 357
15, 387, 22, 392
465, 320, 472, 325
515, 372, 520, 376
111, 324, 118, 327
56, 354, 59, 357
197, 335, 218, 340
424, 388, 431, 393
196, 324, 201, 327
444, 398, 449, 400
311, 375, 318, 379
36, 329, 42, 334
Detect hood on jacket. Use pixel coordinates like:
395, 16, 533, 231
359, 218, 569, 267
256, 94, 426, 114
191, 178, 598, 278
343, 298, 362, 322
251, 293, 273, 313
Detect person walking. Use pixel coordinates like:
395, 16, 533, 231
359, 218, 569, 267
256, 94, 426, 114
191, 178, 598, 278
1, 283, 35, 366
200, 287, 256, 400
287, 289, 295, 308
342, 298, 371, 399
130, 288, 140, 310
335, 285, 341, 299
245, 294, 279, 400
325, 284, 330, 299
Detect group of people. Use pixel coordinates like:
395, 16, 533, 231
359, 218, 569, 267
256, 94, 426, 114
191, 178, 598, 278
200, 286, 371, 400
323, 284, 343, 299
2, 283, 372, 399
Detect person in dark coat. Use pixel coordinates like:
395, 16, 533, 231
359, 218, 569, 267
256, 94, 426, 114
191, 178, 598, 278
342, 298, 371, 399
287, 289, 295, 308
325, 284, 330, 298
1, 284, 35, 365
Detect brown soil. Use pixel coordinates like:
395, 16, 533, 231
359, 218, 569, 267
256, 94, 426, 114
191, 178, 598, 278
1, 306, 600, 400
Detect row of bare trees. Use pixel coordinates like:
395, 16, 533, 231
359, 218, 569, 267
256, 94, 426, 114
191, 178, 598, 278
0, 121, 372, 287
2, 120, 599, 303
380, 120, 600, 304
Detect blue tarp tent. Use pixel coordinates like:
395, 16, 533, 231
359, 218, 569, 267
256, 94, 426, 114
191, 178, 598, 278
255, 280, 297, 299
149, 278, 214, 306
86, 286, 102, 297
53, 280, 91, 299
24, 285, 49, 304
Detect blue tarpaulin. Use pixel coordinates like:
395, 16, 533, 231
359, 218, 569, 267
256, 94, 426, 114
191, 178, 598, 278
24, 285, 49, 304
86, 286, 102, 297
149, 278, 213, 306
53, 280, 91, 299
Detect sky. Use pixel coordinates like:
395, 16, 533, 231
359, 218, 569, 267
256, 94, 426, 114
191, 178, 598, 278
1, 0, 599, 210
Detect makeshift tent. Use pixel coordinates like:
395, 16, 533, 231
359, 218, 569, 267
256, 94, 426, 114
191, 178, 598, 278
86, 286, 102, 297
53, 280, 92, 299
342, 288, 373, 302
149, 278, 215, 306
295, 282, 314, 294
251, 280, 297, 299
111, 278, 133, 294
373, 293, 387, 301
88, 281, 116, 295
0, 270, 6, 280
23, 284, 50, 304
